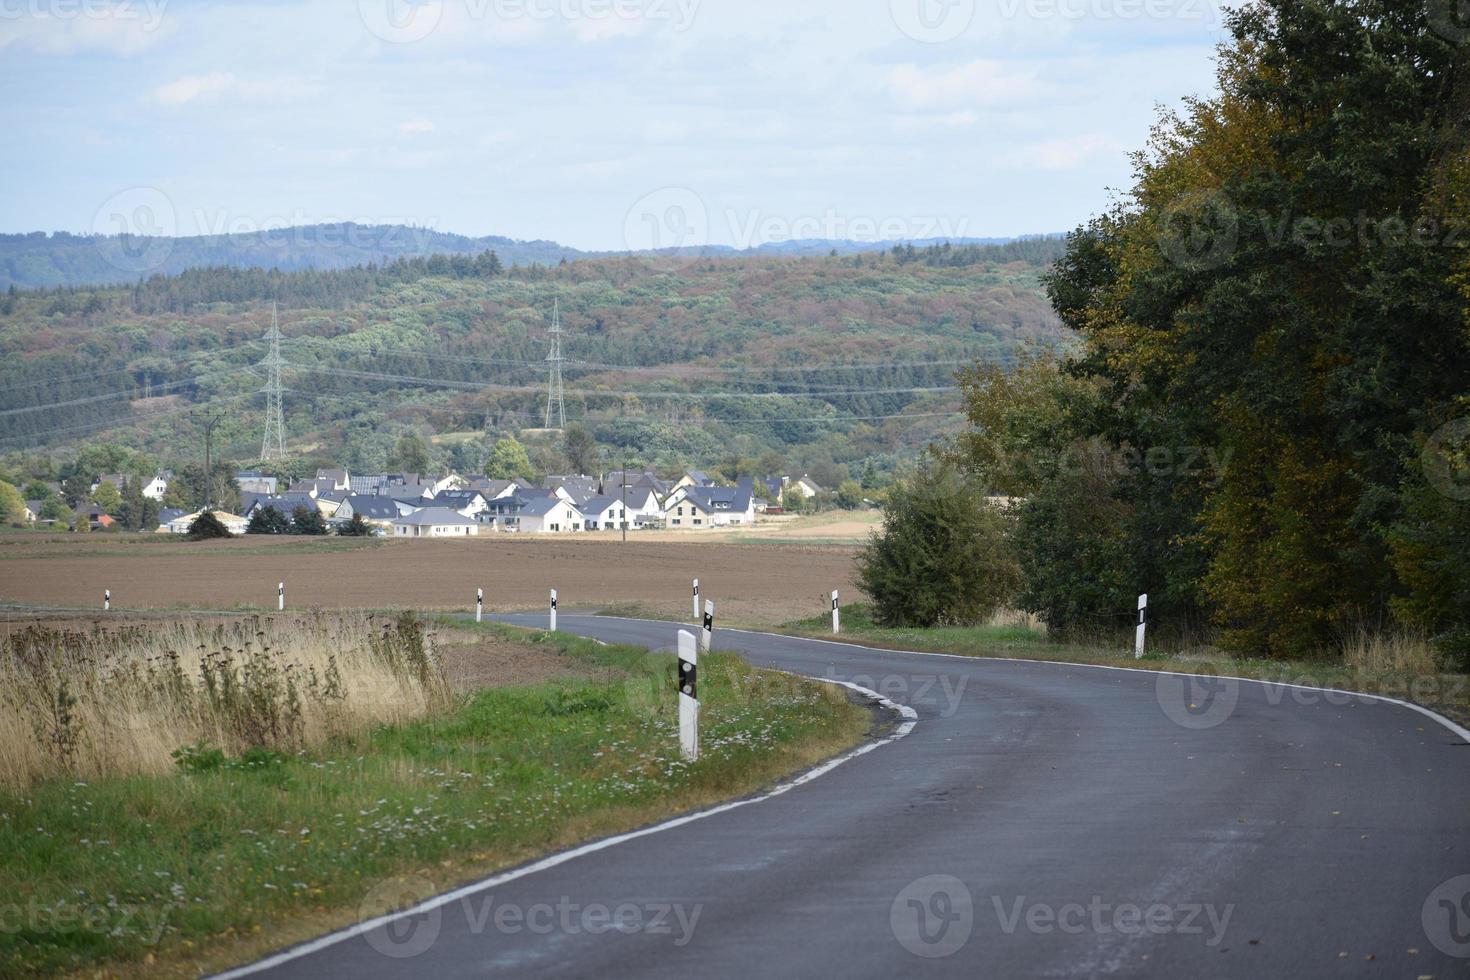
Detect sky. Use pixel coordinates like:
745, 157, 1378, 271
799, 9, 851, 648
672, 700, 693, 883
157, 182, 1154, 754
1, 0, 1230, 251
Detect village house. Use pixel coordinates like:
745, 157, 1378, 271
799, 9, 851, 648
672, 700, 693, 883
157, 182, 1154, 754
786, 474, 825, 499
580, 495, 628, 531
517, 495, 585, 534
235, 471, 278, 495
314, 468, 351, 491
664, 484, 755, 528
165, 509, 248, 535
583, 484, 664, 529
429, 489, 491, 520
465, 477, 532, 500
391, 508, 481, 538
333, 495, 414, 529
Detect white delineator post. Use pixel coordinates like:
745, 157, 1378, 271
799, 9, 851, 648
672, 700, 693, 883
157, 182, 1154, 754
550, 589, 558, 632
278, 582, 285, 612
831, 590, 840, 634
692, 579, 700, 622
476, 588, 483, 624
700, 599, 714, 654
104, 589, 111, 612
677, 629, 699, 761
1135, 594, 1148, 659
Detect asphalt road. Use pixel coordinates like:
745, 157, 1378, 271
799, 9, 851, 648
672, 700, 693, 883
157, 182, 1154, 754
223, 615, 1470, 979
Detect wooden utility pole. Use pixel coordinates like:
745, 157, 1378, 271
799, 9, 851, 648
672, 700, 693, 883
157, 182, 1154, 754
198, 413, 223, 511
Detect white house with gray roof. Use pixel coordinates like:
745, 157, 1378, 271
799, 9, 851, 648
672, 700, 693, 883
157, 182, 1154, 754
517, 496, 585, 534
391, 508, 481, 538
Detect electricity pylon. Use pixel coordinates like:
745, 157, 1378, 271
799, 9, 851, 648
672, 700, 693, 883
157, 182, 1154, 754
543, 298, 566, 430
260, 302, 287, 460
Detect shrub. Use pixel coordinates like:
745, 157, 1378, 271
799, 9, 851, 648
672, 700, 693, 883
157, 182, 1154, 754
291, 505, 327, 535
185, 510, 232, 541
338, 513, 375, 537
246, 505, 291, 535
856, 465, 1021, 627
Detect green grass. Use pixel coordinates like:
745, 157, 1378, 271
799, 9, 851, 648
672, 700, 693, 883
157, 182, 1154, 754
780, 603, 1470, 725
0, 622, 868, 978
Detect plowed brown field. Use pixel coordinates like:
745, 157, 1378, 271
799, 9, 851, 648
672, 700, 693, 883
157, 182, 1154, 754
0, 533, 860, 626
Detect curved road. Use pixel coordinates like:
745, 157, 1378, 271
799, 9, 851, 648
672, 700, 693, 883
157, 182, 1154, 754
225, 615, 1470, 978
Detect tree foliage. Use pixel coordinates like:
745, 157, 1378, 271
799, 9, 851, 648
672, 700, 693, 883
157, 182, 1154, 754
291, 505, 328, 536
184, 510, 232, 541
485, 437, 535, 481
965, 0, 1470, 658
857, 464, 1021, 627
245, 505, 291, 535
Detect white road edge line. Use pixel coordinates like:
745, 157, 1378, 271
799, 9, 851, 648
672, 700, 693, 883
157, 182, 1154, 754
509, 614, 1470, 746
208, 677, 916, 979
714, 621, 1470, 746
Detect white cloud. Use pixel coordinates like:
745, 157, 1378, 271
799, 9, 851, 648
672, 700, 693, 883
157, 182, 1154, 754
399, 117, 436, 135
153, 72, 235, 106
886, 60, 1042, 109
1009, 134, 1126, 172
0, 5, 173, 56
151, 72, 317, 106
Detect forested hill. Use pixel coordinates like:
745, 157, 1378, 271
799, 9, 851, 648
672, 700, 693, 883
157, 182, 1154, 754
0, 239, 1071, 482
0, 225, 580, 290
0, 223, 1059, 290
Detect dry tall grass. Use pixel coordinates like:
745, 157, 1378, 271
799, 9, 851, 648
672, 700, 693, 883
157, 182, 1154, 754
0, 613, 452, 790
1341, 626, 1442, 676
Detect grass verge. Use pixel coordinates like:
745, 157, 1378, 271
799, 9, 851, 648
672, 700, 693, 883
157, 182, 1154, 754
779, 603, 1470, 727
0, 620, 870, 979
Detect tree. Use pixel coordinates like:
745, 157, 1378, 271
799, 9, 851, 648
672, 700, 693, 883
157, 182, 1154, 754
756, 450, 786, 478
485, 436, 535, 481
856, 465, 1022, 628
291, 505, 327, 536
89, 480, 122, 515
22, 480, 50, 500
60, 473, 90, 509
185, 511, 233, 541
115, 478, 158, 531
338, 513, 375, 537
172, 463, 241, 515
562, 424, 597, 476
246, 505, 291, 535
835, 481, 865, 510
0, 481, 26, 525
391, 434, 432, 475
1031, 0, 1469, 657
39, 497, 72, 525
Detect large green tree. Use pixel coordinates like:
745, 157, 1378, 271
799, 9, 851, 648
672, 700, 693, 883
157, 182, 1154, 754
485, 437, 535, 481
1034, 0, 1470, 657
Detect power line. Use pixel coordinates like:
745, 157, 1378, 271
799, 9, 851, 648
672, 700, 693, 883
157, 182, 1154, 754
299, 363, 958, 400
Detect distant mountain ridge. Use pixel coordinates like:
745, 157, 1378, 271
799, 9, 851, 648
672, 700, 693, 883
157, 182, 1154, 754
0, 223, 1061, 290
